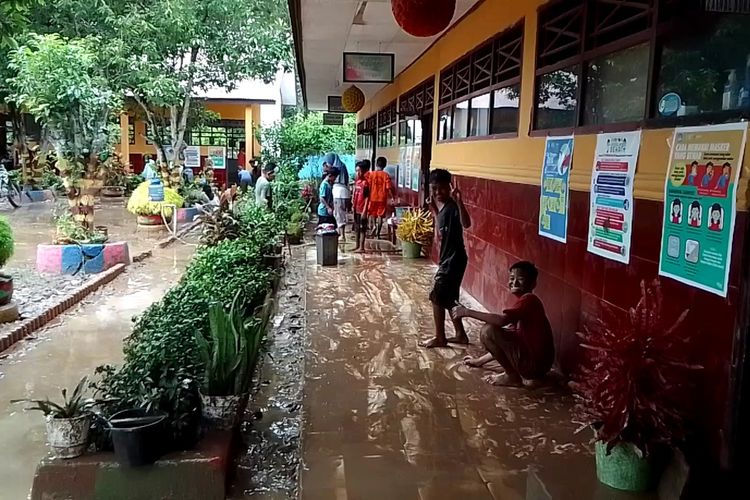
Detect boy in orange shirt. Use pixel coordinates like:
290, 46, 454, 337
368, 157, 394, 239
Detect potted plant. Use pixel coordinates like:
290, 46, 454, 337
286, 210, 306, 245
126, 180, 184, 226
11, 377, 98, 459
0, 216, 14, 306
572, 279, 700, 492
395, 208, 433, 259
195, 292, 265, 430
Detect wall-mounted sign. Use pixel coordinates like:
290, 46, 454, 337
207, 146, 226, 169
327, 96, 349, 114
343, 52, 395, 83
658, 122, 747, 297
323, 113, 344, 126
539, 136, 574, 243
184, 145, 201, 169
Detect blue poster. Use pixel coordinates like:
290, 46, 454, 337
539, 136, 574, 243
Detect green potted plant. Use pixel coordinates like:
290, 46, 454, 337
0, 216, 14, 306
195, 292, 266, 430
572, 279, 700, 492
126, 180, 184, 226
395, 208, 433, 259
286, 210, 306, 245
11, 377, 98, 459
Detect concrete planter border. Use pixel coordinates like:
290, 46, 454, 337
177, 207, 200, 223
36, 241, 130, 275
23, 189, 56, 203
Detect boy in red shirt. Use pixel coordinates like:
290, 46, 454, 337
352, 160, 371, 252
452, 261, 554, 387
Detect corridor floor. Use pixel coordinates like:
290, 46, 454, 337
301, 250, 647, 500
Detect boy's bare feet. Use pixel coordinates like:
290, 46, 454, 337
420, 337, 448, 348
446, 335, 469, 345
483, 373, 523, 387
463, 355, 486, 367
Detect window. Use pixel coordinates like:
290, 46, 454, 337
438, 21, 524, 140
188, 121, 245, 159
534, 0, 750, 130
491, 85, 521, 135
128, 122, 136, 145
377, 101, 397, 148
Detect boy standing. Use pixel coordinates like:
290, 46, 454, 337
352, 161, 371, 252
255, 162, 276, 209
368, 157, 394, 239
317, 167, 338, 225
453, 261, 554, 387
421, 169, 472, 349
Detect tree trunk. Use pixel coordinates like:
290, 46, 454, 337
64, 153, 103, 231
9, 103, 30, 183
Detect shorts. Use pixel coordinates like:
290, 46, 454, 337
482, 327, 553, 380
354, 213, 369, 232
429, 259, 467, 309
334, 198, 348, 228
369, 201, 387, 218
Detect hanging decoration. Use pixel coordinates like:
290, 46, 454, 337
341, 85, 365, 113
391, 0, 456, 38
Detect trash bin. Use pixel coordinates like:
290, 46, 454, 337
316, 233, 339, 266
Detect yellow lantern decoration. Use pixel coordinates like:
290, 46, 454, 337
341, 85, 365, 113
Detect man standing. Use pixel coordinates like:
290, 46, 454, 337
255, 162, 276, 209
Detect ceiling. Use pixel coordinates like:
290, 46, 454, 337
291, 0, 483, 111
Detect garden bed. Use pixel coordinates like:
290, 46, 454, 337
36, 241, 130, 275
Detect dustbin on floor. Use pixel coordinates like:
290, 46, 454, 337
316, 232, 339, 266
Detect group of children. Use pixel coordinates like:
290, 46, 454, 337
423, 169, 555, 387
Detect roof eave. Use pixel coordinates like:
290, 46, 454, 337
287, 0, 308, 109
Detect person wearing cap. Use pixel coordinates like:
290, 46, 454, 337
255, 162, 276, 209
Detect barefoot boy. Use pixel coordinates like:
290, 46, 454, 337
421, 169, 472, 348
352, 160, 370, 252
368, 157, 394, 239
452, 261, 554, 387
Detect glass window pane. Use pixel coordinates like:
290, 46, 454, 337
535, 66, 579, 130
414, 120, 422, 145
584, 43, 649, 125
438, 108, 452, 141
491, 85, 520, 134
469, 93, 490, 137
656, 15, 750, 118
452, 101, 469, 139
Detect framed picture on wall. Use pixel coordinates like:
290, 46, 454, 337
343, 52, 395, 83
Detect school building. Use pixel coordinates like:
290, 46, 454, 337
290, 0, 750, 482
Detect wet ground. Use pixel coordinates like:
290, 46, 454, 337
299, 250, 650, 500
0, 240, 197, 500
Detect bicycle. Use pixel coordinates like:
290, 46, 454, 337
0, 161, 23, 208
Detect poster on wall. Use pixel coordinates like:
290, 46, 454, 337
207, 146, 226, 169
411, 148, 421, 192
184, 145, 201, 169
398, 147, 406, 188
658, 122, 747, 297
539, 136, 574, 243
587, 131, 642, 264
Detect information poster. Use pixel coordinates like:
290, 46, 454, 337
411, 148, 421, 192
184, 145, 201, 169
404, 150, 413, 194
587, 131, 642, 264
539, 136, 574, 243
398, 147, 406, 188
659, 122, 747, 297
207, 146, 226, 169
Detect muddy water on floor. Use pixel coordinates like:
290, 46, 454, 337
301, 250, 651, 500
0, 242, 196, 500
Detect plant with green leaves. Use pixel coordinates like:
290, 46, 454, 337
196, 293, 265, 396
8, 33, 121, 231
12, 376, 98, 418
0, 216, 14, 269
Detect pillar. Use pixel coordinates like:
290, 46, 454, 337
244, 106, 254, 159
119, 114, 130, 161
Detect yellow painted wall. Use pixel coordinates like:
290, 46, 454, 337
358, 0, 750, 209
117, 102, 262, 159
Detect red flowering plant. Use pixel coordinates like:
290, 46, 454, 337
572, 279, 701, 456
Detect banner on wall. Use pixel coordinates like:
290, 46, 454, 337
207, 146, 226, 169
411, 148, 421, 192
587, 131, 642, 264
539, 136, 574, 243
658, 122, 747, 297
184, 145, 201, 169
404, 150, 413, 194
398, 147, 406, 188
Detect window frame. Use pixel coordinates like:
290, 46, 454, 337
531, 0, 750, 136
437, 20, 525, 143
377, 101, 398, 148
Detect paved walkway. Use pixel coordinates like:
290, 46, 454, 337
301, 250, 645, 500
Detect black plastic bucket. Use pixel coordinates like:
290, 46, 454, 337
109, 409, 168, 467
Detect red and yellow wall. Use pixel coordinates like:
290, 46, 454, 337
358, 0, 748, 465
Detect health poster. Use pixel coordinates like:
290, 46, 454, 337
404, 147, 413, 193
539, 136, 574, 243
411, 148, 421, 192
587, 131, 642, 264
398, 147, 406, 188
207, 146, 226, 169
658, 122, 747, 297
183, 145, 201, 169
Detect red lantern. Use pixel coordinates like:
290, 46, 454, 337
391, 0, 456, 38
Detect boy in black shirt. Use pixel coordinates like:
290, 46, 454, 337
421, 169, 472, 348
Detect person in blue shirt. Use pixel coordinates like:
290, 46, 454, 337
717, 162, 731, 190
318, 167, 338, 225
701, 162, 714, 188
238, 166, 253, 193
142, 155, 158, 180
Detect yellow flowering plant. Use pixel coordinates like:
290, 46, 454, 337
396, 208, 433, 245
126, 181, 184, 217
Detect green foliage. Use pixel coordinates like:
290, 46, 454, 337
0, 216, 14, 268
260, 110, 356, 170
11, 376, 98, 418
126, 181, 184, 216
196, 293, 265, 396
41, 167, 64, 191
272, 162, 306, 225
199, 207, 242, 246
54, 212, 107, 244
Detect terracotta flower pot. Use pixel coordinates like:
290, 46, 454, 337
136, 214, 167, 226
200, 393, 245, 430
46, 413, 92, 459
0, 274, 13, 306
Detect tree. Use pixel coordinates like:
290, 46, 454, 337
9, 34, 121, 230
